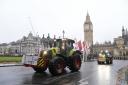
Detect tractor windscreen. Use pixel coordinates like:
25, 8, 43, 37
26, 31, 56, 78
66, 40, 75, 49
54, 39, 75, 49
54, 39, 62, 48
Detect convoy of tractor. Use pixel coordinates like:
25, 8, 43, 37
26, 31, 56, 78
22, 35, 114, 76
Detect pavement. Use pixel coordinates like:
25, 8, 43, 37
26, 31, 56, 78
116, 65, 128, 85
0, 62, 23, 67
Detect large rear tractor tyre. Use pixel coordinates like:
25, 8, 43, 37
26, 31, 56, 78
48, 57, 66, 76
68, 54, 81, 72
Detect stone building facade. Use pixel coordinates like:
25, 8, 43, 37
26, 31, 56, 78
93, 42, 113, 55
0, 32, 53, 56
93, 26, 128, 59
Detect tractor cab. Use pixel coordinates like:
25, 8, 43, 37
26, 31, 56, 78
53, 39, 74, 49
52, 39, 75, 56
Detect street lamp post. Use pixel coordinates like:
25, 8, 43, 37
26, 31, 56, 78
20, 40, 22, 56
62, 30, 65, 39
123, 46, 126, 60
47, 33, 50, 48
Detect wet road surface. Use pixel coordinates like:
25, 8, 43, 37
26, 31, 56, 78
0, 60, 128, 85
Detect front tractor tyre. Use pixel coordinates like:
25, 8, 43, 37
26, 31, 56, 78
110, 60, 113, 64
106, 59, 110, 64
32, 65, 48, 73
48, 57, 66, 76
32, 59, 48, 73
69, 54, 81, 72
97, 61, 100, 64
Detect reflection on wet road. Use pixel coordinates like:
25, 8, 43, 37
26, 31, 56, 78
0, 60, 128, 85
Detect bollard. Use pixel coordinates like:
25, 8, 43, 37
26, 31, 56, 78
125, 70, 128, 83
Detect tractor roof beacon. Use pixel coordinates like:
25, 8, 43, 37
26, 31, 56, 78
22, 38, 82, 76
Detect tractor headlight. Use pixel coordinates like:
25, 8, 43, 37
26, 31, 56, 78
43, 51, 47, 56
99, 53, 105, 57
99, 53, 102, 56
62, 46, 65, 49
107, 53, 112, 57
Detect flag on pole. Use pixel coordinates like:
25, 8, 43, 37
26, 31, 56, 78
82, 41, 88, 51
82, 41, 86, 51
74, 39, 77, 49
78, 40, 82, 51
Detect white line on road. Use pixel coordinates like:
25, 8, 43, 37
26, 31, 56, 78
43, 71, 79, 84
78, 79, 88, 85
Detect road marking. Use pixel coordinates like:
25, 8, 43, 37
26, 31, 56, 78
43, 71, 79, 84
78, 79, 88, 85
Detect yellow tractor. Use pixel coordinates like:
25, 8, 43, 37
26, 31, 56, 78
97, 50, 113, 64
22, 38, 82, 75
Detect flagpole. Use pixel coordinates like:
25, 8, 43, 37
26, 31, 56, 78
83, 41, 87, 62
83, 48, 85, 62
85, 49, 87, 61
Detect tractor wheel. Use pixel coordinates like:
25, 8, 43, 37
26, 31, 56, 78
106, 60, 109, 64
32, 60, 48, 73
32, 66, 47, 73
68, 53, 81, 72
110, 60, 113, 64
97, 61, 100, 64
48, 57, 66, 76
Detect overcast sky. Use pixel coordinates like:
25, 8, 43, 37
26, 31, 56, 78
0, 0, 128, 43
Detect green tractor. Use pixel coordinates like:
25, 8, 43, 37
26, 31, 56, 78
22, 38, 82, 75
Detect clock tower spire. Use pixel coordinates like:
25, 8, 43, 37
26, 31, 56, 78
84, 12, 93, 46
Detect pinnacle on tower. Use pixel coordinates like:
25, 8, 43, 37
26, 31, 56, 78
47, 33, 50, 39
54, 35, 56, 39
43, 34, 45, 38
85, 12, 92, 24
87, 11, 89, 18
122, 26, 124, 31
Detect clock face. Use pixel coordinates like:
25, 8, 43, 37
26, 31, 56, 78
85, 24, 89, 30
90, 25, 93, 29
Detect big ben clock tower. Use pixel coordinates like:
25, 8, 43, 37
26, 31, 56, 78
84, 12, 93, 46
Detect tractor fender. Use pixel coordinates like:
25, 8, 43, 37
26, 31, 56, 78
72, 50, 82, 56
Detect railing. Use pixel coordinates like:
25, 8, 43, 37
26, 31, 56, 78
82, 52, 128, 60
113, 56, 128, 60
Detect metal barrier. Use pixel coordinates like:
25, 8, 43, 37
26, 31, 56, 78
113, 56, 128, 60
125, 70, 128, 84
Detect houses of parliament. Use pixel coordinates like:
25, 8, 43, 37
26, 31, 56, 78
0, 12, 128, 59
84, 12, 128, 59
